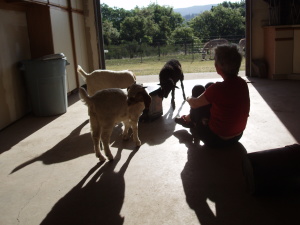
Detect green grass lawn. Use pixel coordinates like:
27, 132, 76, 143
105, 54, 246, 76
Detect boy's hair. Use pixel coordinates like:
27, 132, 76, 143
214, 44, 242, 77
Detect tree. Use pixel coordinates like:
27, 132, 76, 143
102, 21, 120, 45
146, 3, 183, 30
101, 3, 132, 31
128, 4, 184, 45
170, 26, 194, 44
101, 1, 245, 57
119, 16, 159, 43
189, 4, 245, 42
219, 0, 246, 18
189, 11, 213, 41
102, 3, 184, 46
152, 15, 172, 45
170, 26, 195, 55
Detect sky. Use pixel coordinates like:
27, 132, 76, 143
100, 0, 241, 10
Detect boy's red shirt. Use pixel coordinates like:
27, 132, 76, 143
204, 76, 250, 137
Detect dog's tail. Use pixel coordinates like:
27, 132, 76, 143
79, 87, 92, 106
77, 65, 88, 81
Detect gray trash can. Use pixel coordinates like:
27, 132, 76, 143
21, 53, 69, 116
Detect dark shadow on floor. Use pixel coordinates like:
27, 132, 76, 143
248, 77, 300, 143
10, 120, 92, 173
0, 93, 80, 155
68, 90, 81, 107
40, 148, 137, 225
0, 114, 60, 154
138, 100, 185, 146
10, 120, 137, 174
175, 129, 300, 225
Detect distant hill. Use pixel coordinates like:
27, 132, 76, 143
174, 4, 217, 20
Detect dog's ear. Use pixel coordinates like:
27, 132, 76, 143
133, 90, 151, 109
127, 82, 137, 91
142, 92, 152, 109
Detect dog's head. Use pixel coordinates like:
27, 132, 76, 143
127, 83, 152, 109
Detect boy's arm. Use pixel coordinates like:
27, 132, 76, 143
187, 94, 210, 109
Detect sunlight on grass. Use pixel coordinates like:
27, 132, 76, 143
105, 54, 245, 76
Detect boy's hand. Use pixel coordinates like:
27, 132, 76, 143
186, 96, 194, 106
187, 95, 210, 109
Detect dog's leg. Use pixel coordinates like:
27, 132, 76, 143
99, 126, 104, 150
101, 126, 114, 161
171, 88, 175, 109
122, 121, 130, 141
90, 116, 106, 161
180, 79, 186, 100
130, 117, 141, 146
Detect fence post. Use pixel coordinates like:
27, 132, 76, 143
158, 42, 161, 61
192, 38, 194, 61
140, 39, 143, 63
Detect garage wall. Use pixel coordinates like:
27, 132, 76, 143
50, 8, 77, 91
251, 0, 269, 60
293, 29, 300, 74
49, 0, 90, 90
72, 9, 89, 87
0, 6, 31, 129
0, 0, 99, 130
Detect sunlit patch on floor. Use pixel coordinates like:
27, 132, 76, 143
206, 198, 216, 217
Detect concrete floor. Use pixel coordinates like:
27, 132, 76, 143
1, 72, 300, 225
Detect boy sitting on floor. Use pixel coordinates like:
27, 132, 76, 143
175, 44, 250, 148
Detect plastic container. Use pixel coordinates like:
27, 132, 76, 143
140, 85, 163, 121
21, 53, 69, 116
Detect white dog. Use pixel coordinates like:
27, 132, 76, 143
77, 65, 136, 96
79, 83, 151, 161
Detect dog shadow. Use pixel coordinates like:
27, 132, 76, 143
10, 120, 93, 174
138, 100, 185, 146
10, 118, 141, 174
40, 148, 137, 225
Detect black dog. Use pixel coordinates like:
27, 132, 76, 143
158, 59, 186, 109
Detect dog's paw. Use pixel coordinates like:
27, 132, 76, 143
171, 102, 176, 110
106, 153, 114, 161
136, 140, 141, 146
97, 154, 106, 162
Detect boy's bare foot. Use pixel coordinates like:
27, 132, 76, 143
175, 115, 195, 128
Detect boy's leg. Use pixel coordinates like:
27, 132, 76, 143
175, 83, 212, 128
205, 82, 214, 89
190, 85, 211, 125
192, 85, 205, 97
191, 124, 244, 148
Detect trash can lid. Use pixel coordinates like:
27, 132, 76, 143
39, 53, 66, 60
